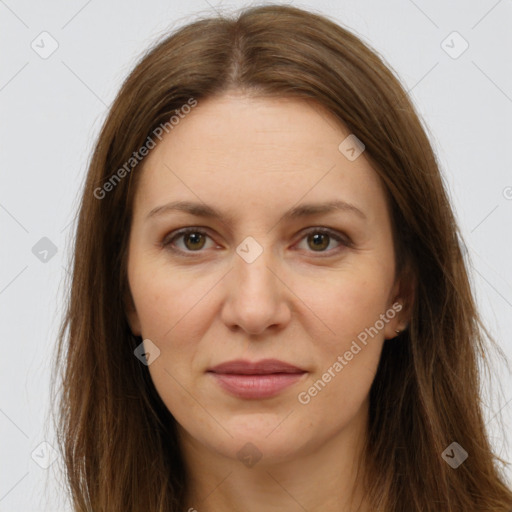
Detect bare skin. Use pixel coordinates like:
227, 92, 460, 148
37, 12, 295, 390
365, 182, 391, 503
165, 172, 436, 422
125, 92, 411, 512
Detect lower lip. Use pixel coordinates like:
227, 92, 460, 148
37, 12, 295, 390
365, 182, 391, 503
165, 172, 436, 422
209, 372, 306, 399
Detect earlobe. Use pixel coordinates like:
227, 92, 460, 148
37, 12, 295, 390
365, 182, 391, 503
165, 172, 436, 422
383, 301, 408, 340
384, 268, 416, 340
382, 306, 410, 340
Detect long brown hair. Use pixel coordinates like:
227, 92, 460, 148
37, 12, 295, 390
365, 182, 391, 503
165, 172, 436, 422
51, 4, 512, 511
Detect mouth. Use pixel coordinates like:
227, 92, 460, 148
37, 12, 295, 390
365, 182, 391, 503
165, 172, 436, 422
207, 359, 307, 399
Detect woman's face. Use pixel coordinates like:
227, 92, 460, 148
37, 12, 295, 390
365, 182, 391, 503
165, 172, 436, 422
126, 93, 406, 465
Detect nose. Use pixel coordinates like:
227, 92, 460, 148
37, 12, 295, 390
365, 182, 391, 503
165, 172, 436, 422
220, 245, 292, 336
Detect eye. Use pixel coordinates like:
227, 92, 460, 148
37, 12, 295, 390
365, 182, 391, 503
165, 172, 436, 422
162, 228, 216, 254
162, 226, 351, 256
295, 228, 350, 254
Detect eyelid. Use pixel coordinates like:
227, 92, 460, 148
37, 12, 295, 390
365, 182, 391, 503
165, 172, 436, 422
162, 226, 352, 256
161, 227, 216, 256
295, 226, 352, 252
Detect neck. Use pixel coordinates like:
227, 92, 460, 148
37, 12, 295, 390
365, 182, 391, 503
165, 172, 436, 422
178, 403, 370, 512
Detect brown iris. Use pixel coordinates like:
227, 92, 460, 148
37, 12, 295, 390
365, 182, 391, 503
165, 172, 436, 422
184, 232, 206, 251
307, 232, 330, 251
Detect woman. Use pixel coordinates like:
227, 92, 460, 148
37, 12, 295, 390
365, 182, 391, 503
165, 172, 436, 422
52, 4, 512, 511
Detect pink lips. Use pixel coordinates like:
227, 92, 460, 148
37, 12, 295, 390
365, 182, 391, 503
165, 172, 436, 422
207, 359, 307, 399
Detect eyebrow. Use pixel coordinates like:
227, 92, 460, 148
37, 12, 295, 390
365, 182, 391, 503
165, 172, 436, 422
145, 199, 367, 223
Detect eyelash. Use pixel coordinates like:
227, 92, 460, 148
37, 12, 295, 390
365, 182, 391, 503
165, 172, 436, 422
161, 227, 352, 257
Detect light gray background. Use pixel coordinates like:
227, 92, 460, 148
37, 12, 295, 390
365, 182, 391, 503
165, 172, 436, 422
1, 0, 511, 510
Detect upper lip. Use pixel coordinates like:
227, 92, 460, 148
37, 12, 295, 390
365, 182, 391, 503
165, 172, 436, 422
208, 359, 306, 375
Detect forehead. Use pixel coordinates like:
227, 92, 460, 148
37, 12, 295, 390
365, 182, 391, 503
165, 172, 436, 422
133, 93, 386, 223
146, 93, 349, 165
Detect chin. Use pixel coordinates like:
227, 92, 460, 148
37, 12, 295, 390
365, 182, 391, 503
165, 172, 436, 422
181, 417, 303, 464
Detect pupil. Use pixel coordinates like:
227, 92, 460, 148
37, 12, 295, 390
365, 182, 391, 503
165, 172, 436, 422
186, 233, 204, 250
309, 233, 328, 251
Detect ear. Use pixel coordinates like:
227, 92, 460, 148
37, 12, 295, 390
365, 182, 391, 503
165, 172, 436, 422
124, 288, 142, 337
383, 265, 416, 340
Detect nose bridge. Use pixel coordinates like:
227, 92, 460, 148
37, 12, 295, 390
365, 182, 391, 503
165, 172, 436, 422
234, 237, 278, 303
221, 235, 290, 334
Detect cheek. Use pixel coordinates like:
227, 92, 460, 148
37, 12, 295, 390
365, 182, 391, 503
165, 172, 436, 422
299, 264, 394, 348
294, 275, 389, 421
294, 261, 394, 413
130, 262, 215, 340
128, 260, 225, 399
129, 268, 211, 407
